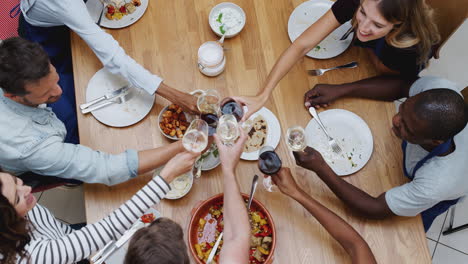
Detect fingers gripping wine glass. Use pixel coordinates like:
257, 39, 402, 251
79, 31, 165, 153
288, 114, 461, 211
216, 114, 239, 145
182, 119, 209, 152
286, 125, 307, 151
258, 146, 282, 192
220, 97, 244, 122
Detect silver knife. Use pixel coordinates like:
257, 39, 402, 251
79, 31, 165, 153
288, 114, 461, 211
80, 85, 129, 110
206, 232, 223, 264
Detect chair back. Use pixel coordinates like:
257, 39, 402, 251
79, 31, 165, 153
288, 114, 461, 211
426, 0, 468, 58
0, 0, 20, 40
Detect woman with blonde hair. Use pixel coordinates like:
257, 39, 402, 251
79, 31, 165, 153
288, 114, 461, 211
237, 0, 440, 119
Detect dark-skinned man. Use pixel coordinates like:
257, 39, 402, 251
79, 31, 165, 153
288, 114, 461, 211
297, 76, 468, 231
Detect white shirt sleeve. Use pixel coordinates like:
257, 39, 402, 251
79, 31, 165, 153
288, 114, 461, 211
409, 76, 462, 97
30, 0, 163, 95
385, 170, 442, 217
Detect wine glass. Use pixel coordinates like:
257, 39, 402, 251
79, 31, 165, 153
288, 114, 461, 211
216, 114, 239, 145
258, 146, 282, 192
182, 119, 209, 152
220, 97, 244, 122
197, 89, 220, 115
286, 125, 307, 151
198, 89, 220, 136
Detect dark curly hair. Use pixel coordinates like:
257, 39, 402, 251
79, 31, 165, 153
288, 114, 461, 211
0, 37, 50, 95
0, 179, 31, 264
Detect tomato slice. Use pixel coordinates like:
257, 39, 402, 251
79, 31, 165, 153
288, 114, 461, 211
141, 213, 155, 223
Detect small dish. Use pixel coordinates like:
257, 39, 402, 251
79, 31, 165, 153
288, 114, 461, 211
158, 104, 192, 140
209, 2, 246, 38
195, 143, 221, 171
153, 167, 193, 199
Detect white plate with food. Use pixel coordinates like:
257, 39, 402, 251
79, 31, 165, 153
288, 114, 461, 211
86, 0, 149, 29
153, 167, 193, 199
105, 208, 160, 264
195, 143, 221, 171
287, 0, 354, 59
85, 68, 155, 127
305, 109, 373, 176
241, 107, 281, 161
209, 2, 246, 38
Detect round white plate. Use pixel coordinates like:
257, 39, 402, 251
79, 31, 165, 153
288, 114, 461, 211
241, 107, 281, 161
287, 0, 354, 59
305, 109, 373, 176
86, 68, 155, 127
153, 167, 193, 200
85, 0, 149, 29
105, 208, 161, 264
195, 144, 221, 171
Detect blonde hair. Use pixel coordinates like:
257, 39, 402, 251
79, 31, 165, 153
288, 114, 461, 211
354, 0, 440, 66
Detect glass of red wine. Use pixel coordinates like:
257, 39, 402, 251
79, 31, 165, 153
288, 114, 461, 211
220, 97, 244, 122
197, 90, 220, 136
258, 146, 282, 192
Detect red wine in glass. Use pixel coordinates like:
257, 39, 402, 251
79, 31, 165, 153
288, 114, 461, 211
201, 113, 218, 136
258, 149, 282, 175
221, 99, 244, 122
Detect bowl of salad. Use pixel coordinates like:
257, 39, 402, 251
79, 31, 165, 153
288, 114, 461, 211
195, 143, 221, 171
188, 193, 276, 263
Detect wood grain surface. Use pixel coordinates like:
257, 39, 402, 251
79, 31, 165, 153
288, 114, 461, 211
71, 1, 431, 263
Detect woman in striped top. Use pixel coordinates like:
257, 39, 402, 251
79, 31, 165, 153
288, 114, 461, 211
0, 151, 198, 264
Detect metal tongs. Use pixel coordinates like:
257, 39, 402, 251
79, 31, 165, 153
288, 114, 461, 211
91, 220, 144, 264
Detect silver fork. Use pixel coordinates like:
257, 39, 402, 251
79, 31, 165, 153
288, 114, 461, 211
82, 90, 134, 114
307, 61, 357, 76
308, 107, 342, 154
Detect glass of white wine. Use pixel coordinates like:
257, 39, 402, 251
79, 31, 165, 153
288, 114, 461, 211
197, 89, 220, 115
182, 119, 209, 152
286, 125, 307, 152
216, 114, 239, 145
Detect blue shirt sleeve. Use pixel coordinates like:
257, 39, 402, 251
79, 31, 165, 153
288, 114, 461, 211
19, 135, 139, 185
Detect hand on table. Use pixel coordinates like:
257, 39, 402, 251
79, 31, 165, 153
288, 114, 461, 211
232, 95, 266, 122
304, 84, 345, 109
160, 151, 200, 183
270, 167, 302, 197
214, 127, 248, 172
293, 147, 329, 174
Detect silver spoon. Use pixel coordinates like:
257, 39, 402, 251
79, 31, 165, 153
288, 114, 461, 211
247, 174, 259, 210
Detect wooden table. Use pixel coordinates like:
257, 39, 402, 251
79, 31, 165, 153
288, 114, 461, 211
71, 1, 431, 263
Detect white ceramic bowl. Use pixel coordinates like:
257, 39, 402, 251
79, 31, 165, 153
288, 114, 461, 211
209, 2, 246, 38
157, 105, 191, 141
153, 167, 193, 200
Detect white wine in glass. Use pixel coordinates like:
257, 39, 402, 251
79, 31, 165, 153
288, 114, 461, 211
216, 114, 239, 144
197, 89, 220, 115
286, 125, 307, 151
182, 119, 209, 152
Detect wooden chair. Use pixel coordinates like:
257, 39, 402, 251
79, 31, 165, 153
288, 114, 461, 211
426, 0, 468, 58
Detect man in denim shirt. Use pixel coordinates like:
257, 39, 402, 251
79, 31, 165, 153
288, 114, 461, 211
0, 37, 188, 186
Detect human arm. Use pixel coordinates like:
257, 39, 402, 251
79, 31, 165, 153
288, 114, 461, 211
235, 10, 340, 121
22, 134, 184, 185
272, 167, 376, 264
294, 147, 395, 219
214, 128, 251, 264
304, 75, 417, 108
46, 1, 198, 113
26, 151, 198, 264
137, 141, 186, 174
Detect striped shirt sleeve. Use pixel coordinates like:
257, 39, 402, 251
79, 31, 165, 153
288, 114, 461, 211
25, 176, 171, 264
